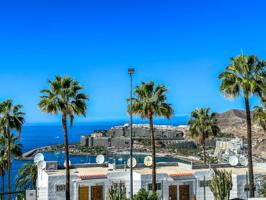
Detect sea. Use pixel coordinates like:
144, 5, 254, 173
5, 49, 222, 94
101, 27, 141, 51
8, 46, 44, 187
0, 116, 188, 193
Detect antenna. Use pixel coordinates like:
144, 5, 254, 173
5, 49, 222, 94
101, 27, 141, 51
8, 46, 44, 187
34, 153, 44, 164
229, 155, 238, 166
144, 156, 153, 167
127, 157, 137, 168
96, 155, 105, 164
239, 156, 248, 167
37, 160, 47, 170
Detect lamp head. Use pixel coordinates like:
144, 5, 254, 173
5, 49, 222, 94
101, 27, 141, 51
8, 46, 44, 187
128, 68, 135, 75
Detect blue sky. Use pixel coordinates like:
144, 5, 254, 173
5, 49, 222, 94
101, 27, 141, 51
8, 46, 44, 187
0, 0, 266, 123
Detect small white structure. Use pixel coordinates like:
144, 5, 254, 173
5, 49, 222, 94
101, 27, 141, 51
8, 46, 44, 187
26, 190, 37, 200
36, 162, 266, 200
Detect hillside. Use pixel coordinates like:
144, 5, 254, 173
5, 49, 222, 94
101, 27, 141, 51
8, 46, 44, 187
216, 109, 265, 140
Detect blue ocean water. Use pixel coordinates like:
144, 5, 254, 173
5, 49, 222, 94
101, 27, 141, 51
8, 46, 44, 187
1, 117, 188, 193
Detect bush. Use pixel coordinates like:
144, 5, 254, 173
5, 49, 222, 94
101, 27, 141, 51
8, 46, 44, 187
133, 188, 158, 200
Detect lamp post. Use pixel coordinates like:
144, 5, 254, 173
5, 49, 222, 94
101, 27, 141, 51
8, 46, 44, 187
128, 68, 135, 200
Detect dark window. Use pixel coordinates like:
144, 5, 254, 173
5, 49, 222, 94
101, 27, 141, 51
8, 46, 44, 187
148, 183, 161, 190
199, 180, 210, 187
56, 184, 66, 192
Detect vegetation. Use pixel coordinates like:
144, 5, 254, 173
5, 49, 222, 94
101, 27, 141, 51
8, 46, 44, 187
0, 100, 25, 200
76, 144, 108, 155
35, 143, 108, 155
129, 81, 174, 192
16, 163, 37, 191
209, 169, 232, 200
39, 76, 88, 200
188, 108, 220, 164
0, 134, 22, 200
259, 176, 266, 197
219, 54, 266, 197
133, 188, 158, 200
253, 104, 266, 134
107, 182, 128, 200
0, 137, 7, 194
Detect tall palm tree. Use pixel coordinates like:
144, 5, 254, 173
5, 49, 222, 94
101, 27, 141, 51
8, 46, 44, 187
0, 136, 8, 195
129, 81, 174, 192
39, 76, 88, 200
253, 104, 266, 135
16, 163, 37, 191
0, 100, 25, 200
0, 134, 22, 196
188, 108, 220, 164
219, 54, 266, 197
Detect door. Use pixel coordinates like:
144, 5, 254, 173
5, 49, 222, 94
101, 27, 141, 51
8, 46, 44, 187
179, 185, 190, 200
91, 185, 103, 200
79, 186, 89, 200
169, 185, 177, 200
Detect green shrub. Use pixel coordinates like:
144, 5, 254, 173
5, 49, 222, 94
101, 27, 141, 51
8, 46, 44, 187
133, 188, 158, 200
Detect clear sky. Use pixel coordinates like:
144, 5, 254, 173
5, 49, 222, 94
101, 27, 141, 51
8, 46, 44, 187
0, 0, 266, 123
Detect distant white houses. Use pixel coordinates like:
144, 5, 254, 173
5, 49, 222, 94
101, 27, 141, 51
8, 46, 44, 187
36, 161, 266, 200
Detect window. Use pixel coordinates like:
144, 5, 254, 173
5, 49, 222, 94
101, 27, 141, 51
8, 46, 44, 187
112, 182, 125, 188
199, 180, 210, 187
148, 183, 161, 191
55, 184, 66, 192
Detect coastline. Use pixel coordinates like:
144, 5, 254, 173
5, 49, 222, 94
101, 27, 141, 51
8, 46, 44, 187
19, 143, 198, 165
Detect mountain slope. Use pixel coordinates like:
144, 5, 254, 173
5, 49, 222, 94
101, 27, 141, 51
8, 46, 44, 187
216, 109, 265, 140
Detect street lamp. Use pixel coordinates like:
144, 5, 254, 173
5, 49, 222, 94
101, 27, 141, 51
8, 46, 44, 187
128, 68, 135, 200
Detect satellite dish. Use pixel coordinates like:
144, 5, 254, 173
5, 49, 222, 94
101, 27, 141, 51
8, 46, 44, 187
144, 156, 153, 167
127, 157, 137, 168
229, 155, 239, 166
64, 160, 71, 168
239, 156, 248, 166
96, 155, 105, 164
34, 153, 44, 164
37, 160, 46, 170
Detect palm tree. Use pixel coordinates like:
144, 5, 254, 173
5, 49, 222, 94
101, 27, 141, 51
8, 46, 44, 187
0, 134, 22, 196
219, 54, 266, 197
39, 76, 88, 200
253, 104, 266, 135
0, 136, 8, 196
188, 108, 220, 164
0, 100, 25, 200
16, 163, 37, 191
129, 81, 174, 192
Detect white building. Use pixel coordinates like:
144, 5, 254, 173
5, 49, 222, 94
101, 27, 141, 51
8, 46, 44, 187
36, 163, 266, 200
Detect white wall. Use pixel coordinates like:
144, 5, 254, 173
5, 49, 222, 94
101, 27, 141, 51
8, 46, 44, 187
37, 169, 49, 200
194, 170, 214, 200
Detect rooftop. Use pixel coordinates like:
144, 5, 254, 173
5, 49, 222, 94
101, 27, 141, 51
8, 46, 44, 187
44, 165, 266, 178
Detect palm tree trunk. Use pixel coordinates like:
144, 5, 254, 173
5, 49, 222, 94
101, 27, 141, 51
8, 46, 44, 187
149, 113, 156, 193
203, 133, 206, 164
244, 96, 255, 197
62, 113, 70, 200
7, 129, 11, 200
1, 172, 4, 197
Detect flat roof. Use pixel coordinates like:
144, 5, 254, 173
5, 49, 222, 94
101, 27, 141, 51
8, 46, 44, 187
44, 165, 266, 178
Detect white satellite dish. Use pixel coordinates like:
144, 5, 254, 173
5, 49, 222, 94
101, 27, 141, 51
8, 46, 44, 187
127, 157, 137, 168
239, 156, 248, 166
64, 160, 71, 168
96, 155, 105, 164
34, 153, 44, 164
144, 156, 153, 167
37, 160, 46, 170
229, 155, 239, 166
